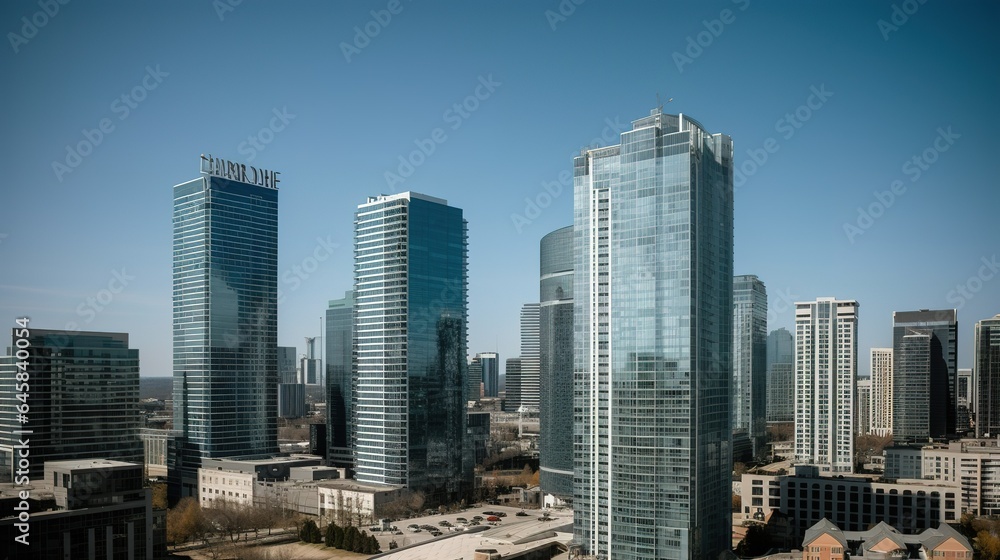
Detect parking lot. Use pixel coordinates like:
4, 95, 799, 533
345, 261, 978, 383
369, 503, 552, 550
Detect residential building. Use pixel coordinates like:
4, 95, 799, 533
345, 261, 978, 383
734, 274, 768, 457
573, 110, 733, 559
170, 156, 279, 501
325, 291, 354, 469
539, 225, 574, 500
870, 348, 893, 438
0, 329, 142, 482
892, 310, 958, 441
856, 377, 871, 436
767, 328, 795, 423
352, 192, 471, 503
958, 367, 973, 434
514, 303, 541, 412
800, 518, 972, 560
794, 298, 858, 473
885, 439, 1000, 516
976, 315, 1000, 438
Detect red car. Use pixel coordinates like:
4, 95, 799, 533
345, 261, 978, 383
487, 516, 500, 522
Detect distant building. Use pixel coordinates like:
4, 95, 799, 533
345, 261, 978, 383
197, 455, 325, 508
279, 346, 298, 384
976, 315, 1000, 438
767, 328, 795, 423
325, 291, 354, 469
468, 357, 484, 402
504, 358, 522, 412
958, 367, 973, 433
885, 438, 1000, 516
856, 377, 871, 436
538, 225, 574, 500
801, 518, 971, 560
479, 352, 500, 399
467, 411, 491, 466
0, 329, 143, 482
278, 383, 307, 419
0, 459, 164, 559
734, 274, 768, 457
300, 337, 321, 385
794, 298, 858, 473
870, 348, 894, 437
892, 309, 958, 442
141, 428, 171, 478
518, 303, 540, 411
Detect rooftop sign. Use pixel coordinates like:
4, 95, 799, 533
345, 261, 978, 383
200, 154, 280, 189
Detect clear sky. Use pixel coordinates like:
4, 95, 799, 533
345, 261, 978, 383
1, 1, 997, 377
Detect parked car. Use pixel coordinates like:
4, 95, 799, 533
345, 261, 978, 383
487, 516, 500, 522
456, 517, 468, 523
496, 512, 507, 517
516, 511, 528, 516
472, 515, 483, 521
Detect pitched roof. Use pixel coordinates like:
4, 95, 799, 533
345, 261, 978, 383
920, 523, 972, 551
802, 518, 847, 549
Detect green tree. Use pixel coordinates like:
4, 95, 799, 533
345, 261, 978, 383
736, 523, 770, 557
300, 519, 322, 543
325, 521, 339, 547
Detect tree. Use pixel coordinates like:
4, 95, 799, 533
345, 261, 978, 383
166, 497, 210, 546
735, 523, 770, 557
389, 539, 399, 550
732, 494, 742, 512
151, 482, 168, 510
299, 519, 322, 543
324, 521, 339, 547
978, 529, 1000, 560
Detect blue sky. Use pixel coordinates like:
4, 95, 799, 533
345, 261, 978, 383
1, 1, 997, 377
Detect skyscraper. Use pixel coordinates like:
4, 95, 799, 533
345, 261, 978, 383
0, 329, 142, 482
892, 309, 958, 440
766, 328, 795, 423
794, 297, 858, 474
170, 155, 279, 500
468, 356, 483, 401
518, 303, 541, 411
870, 348, 893, 437
958, 367, 973, 434
325, 291, 354, 469
856, 377, 872, 436
539, 225, 574, 500
504, 357, 522, 410
733, 274, 767, 457
352, 192, 470, 503
278, 346, 298, 384
975, 315, 1000, 438
573, 110, 733, 559
478, 352, 500, 398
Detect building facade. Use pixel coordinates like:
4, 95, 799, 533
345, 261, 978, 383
892, 309, 958, 441
0, 329, 142, 482
767, 328, 795, 423
958, 367, 973, 434
573, 110, 733, 559
734, 274, 768, 457
279, 346, 298, 384
856, 377, 871, 436
539, 225, 574, 499
870, 348, 893, 438
504, 358, 522, 411
885, 439, 1000, 516
479, 352, 500, 399
170, 158, 279, 500
794, 298, 858, 473
976, 315, 1000, 438
352, 192, 470, 504
325, 291, 354, 469
517, 303, 540, 411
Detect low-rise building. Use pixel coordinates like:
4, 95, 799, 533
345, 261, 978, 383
198, 454, 324, 508
801, 518, 971, 559
885, 439, 1000, 515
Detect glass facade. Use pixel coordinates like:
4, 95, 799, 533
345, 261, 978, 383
893, 331, 932, 442
975, 315, 1000, 438
733, 274, 768, 457
539, 225, 574, 499
892, 309, 958, 440
353, 192, 470, 503
480, 352, 499, 398
170, 175, 278, 500
0, 329, 142, 482
766, 328, 795, 423
573, 111, 733, 559
326, 291, 354, 469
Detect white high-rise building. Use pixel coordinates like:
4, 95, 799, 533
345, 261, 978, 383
870, 348, 893, 437
518, 303, 540, 411
794, 297, 858, 473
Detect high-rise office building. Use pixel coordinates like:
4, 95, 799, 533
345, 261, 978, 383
300, 337, 321, 385
870, 348, 893, 437
573, 110, 733, 559
504, 358, 522, 411
468, 356, 483, 401
326, 291, 354, 468
170, 155, 279, 500
892, 310, 958, 440
539, 225, 574, 499
766, 328, 795, 423
478, 352, 500, 398
518, 303, 541, 411
733, 274, 767, 457
352, 192, 470, 503
976, 315, 1000, 438
958, 367, 973, 434
856, 377, 872, 436
794, 297, 858, 474
0, 329, 142, 482
279, 346, 298, 384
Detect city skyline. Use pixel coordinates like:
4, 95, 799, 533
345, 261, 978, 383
2, 2, 999, 377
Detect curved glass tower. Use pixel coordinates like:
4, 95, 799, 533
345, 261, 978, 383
539, 225, 574, 499
573, 110, 733, 559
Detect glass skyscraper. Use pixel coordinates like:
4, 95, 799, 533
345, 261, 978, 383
170, 162, 278, 500
539, 225, 574, 499
892, 309, 958, 441
353, 192, 470, 503
766, 328, 794, 423
0, 329, 142, 482
573, 110, 733, 559
326, 290, 354, 469
975, 315, 1000, 438
733, 274, 767, 457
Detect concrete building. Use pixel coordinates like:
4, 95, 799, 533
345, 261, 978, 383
870, 348, 893, 438
856, 377, 871, 436
885, 439, 1000, 516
